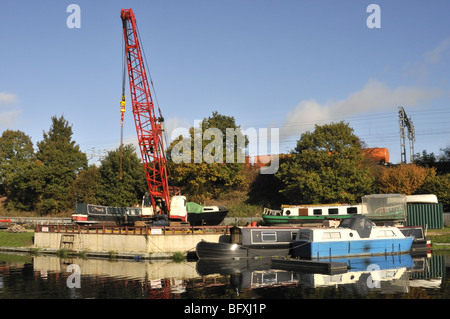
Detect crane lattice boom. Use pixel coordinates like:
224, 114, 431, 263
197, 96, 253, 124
121, 8, 170, 214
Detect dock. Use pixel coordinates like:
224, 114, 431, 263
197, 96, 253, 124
271, 258, 349, 275
33, 224, 230, 260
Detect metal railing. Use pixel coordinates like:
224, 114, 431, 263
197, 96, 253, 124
35, 224, 231, 236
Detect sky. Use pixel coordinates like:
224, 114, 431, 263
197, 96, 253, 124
1, 0, 450, 165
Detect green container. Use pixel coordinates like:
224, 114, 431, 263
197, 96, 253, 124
406, 203, 444, 229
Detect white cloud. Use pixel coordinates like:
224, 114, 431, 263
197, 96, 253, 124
405, 37, 450, 81
0, 92, 21, 128
424, 37, 450, 64
0, 92, 18, 106
280, 79, 442, 140
0, 109, 22, 127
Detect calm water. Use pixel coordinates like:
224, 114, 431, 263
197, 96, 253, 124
0, 252, 448, 300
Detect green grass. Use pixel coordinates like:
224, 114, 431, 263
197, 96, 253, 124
427, 227, 450, 250
0, 230, 34, 247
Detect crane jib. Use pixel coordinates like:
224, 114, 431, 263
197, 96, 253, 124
120, 8, 172, 216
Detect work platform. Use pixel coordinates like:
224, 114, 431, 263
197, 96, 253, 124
34, 224, 230, 259
271, 258, 349, 275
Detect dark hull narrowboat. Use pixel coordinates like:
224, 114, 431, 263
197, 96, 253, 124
195, 226, 299, 260
187, 210, 228, 226
71, 203, 143, 227
185, 202, 229, 226
72, 199, 229, 227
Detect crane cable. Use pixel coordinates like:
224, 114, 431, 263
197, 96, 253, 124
135, 22, 171, 154
120, 34, 127, 181
135, 22, 173, 184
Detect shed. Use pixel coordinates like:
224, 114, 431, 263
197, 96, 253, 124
405, 202, 444, 229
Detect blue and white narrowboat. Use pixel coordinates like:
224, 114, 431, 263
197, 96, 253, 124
292, 215, 414, 259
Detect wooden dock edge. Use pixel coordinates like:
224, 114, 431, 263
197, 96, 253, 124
271, 258, 349, 275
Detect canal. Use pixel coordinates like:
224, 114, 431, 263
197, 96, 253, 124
0, 252, 448, 301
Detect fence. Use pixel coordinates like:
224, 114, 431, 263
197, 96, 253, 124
444, 213, 450, 227
1, 217, 71, 225
35, 224, 231, 236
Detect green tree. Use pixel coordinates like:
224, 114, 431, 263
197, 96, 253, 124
97, 144, 147, 207
68, 165, 102, 205
0, 130, 40, 211
0, 130, 35, 196
167, 111, 247, 203
276, 122, 375, 204
419, 173, 450, 211
5, 160, 44, 211
414, 150, 437, 167
35, 115, 87, 214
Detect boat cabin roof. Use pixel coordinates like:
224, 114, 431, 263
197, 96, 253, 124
296, 216, 406, 242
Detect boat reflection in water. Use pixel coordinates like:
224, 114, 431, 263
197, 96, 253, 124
26, 252, 444, 298
195, 252, 442, 296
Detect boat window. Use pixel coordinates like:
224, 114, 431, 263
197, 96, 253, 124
377, 230, 396, 238
285, 210, 291, 216
313, 209, 322, 215
262, 232, 277, 242
322, 232, 341, 240
347, 207, 358, 214
328, 208, 339, 215
291, 232, 297, 241
298, 231, 311, 240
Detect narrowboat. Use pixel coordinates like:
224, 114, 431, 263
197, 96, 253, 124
262, 203, 361, 226
195, 226, 298, 259
72, 194, 228, 227
291, 215, 414, 259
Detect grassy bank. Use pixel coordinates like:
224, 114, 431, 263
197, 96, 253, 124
0, 231, 34, 247
427, 227, 450, 250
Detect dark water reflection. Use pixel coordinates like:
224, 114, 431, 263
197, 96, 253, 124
0, 252, 448, 299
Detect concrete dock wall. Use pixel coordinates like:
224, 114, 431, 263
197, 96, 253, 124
34, 231, 225, 258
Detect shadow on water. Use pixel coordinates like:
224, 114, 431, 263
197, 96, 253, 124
0, 251, 448, 299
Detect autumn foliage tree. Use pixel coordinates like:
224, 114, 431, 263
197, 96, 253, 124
276, 122, 376, 204
167, 111, 247, 203
377, 164, 436, 195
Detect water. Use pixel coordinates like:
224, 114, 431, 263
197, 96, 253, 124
0, 252, 448, 300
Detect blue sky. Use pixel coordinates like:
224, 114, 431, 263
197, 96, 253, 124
1, 0, 450, 164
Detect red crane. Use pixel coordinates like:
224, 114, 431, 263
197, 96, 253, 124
120, 8, 171, 215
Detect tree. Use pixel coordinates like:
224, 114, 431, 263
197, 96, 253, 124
97, 144, 147, 207
377, 164, 435, 195
35, 115, 87, 214
68, 165, 102, 205
4, 160, 44, 211
0, 130, 35, 196
276, 122, 375, 204
419, 173, 450, 211
167, 111, 247, 203
414, 150, 437, 167
0, 130, 40, 211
